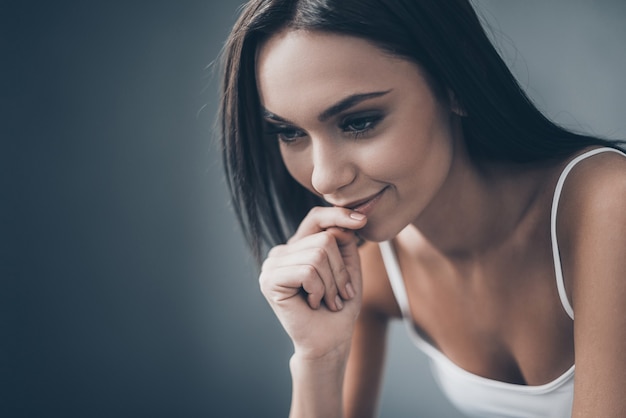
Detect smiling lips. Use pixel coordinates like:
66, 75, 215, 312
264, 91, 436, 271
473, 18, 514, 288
342, 187, 388, 215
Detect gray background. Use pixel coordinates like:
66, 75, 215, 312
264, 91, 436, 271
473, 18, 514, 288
3, 1, 625, 417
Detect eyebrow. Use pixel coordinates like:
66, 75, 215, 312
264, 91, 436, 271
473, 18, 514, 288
318, 90, 392, 122
262, 89, 392, 125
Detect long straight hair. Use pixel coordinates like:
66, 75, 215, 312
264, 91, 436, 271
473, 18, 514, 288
219, 0, 620, 262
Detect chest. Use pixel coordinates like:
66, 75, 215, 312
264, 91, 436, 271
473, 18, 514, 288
391, 233, 575, 386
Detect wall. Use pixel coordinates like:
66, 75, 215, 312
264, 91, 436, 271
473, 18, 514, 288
4, 1, 625, 417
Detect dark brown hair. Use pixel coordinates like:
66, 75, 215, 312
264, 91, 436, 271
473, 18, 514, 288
219, 0, 620, 262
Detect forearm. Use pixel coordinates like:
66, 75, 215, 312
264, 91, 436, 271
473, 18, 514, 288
288, 349, 350, 418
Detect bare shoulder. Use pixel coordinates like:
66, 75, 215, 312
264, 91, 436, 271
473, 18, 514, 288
556, 147, 626, 415
562, 147, 626, 187
558, 148, 626, 241
556, 147, 626, 286
358, 240, 402, 319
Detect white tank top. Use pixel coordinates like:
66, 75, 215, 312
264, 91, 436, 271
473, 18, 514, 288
378, 147, 625, 417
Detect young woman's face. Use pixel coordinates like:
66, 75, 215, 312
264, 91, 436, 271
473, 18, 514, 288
256, 30, 462, 241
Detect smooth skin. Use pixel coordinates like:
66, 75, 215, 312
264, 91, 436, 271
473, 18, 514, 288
256, 29, 626, 417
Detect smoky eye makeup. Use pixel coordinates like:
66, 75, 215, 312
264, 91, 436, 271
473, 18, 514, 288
339, 110, 385, 138
263, 120, 306, 144
261, 109, 306, 144
261, 103, 388, 144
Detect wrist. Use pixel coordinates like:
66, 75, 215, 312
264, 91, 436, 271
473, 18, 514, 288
290, 351, 348, 378
289, 347, 349, 418
291, 340, 352, 367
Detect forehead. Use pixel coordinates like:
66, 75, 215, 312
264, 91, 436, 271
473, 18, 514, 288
255, 30, 428, 115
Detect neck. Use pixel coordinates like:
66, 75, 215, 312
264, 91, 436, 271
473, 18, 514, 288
412, 142, 548, 261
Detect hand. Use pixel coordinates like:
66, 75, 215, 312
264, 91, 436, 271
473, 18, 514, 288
259, 206, 367, 360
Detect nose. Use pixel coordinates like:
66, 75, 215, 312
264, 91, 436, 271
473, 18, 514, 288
310, 140, 356, 196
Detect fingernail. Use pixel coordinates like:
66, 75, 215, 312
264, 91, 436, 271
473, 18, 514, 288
346, 282, 355, 299
335, 295, 343, 310
350, 212, 366, 220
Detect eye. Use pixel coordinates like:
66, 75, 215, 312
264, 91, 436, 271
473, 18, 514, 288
277, 128, 305, 143
264, 124, 306, 144
341, 113, 383, 138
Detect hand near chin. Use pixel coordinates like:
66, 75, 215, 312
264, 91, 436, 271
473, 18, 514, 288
259, 206, 367, 360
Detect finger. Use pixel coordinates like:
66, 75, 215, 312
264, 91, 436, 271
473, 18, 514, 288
266, 232, 355, 303
289, 206, 367, 244
324, 227, 361, 283
276, 228, 356, 258
267, 244, 287, 258
263, 246, 345, 311
314, 231, 353, 304
259, 264, 326, 310
314, 228, 360, 300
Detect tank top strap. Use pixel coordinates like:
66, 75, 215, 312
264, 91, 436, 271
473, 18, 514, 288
378, 240, 412, 318
550, 147, 626, 320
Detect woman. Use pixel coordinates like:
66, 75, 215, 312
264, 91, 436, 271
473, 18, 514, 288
220, 0, 626, 416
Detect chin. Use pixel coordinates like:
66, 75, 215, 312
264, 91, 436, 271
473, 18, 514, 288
357, 222, 405, 243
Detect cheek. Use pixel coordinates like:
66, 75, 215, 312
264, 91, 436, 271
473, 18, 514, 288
359, 132, 436, 181
366, 118, 453, 187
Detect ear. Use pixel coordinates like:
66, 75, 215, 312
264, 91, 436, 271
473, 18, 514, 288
448, 90, 467, 116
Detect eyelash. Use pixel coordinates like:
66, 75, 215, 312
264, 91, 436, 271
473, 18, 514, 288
340, 114, 383, 139
270, 127, 305, 144
265, 113, 384, 145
